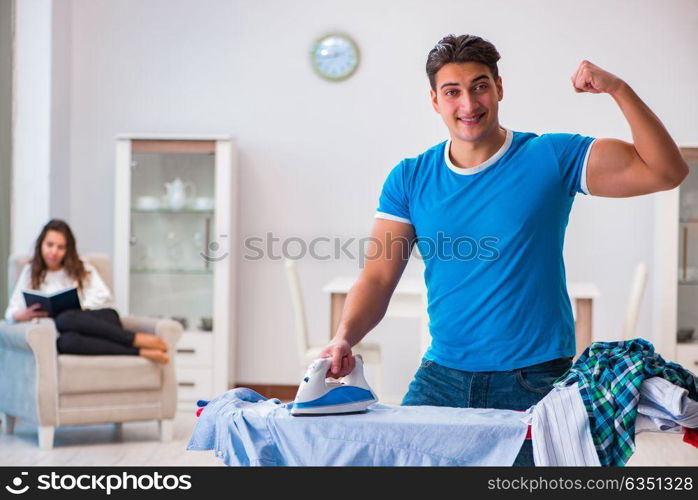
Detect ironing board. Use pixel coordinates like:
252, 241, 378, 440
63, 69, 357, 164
187, 388, 530, 466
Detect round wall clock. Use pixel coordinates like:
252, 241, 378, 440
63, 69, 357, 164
310, 33, 360, 82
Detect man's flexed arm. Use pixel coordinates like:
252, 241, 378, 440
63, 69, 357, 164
319, 218, 416, 377
571, 60, 689, 197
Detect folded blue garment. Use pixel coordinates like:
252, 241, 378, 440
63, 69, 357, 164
187, 388, 528, 466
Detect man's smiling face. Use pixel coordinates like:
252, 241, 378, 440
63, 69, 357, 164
430, 62, 503, 144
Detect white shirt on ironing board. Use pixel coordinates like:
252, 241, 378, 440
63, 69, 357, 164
4, 261, 113, 323
522, 376, 698, 466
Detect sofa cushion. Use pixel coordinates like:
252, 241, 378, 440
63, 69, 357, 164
58, 355, 162, 394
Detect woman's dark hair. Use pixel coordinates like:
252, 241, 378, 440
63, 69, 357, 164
30, 219, 88, 291
426, 34, 501, 91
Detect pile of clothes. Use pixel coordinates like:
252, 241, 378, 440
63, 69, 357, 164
523, 338, 698, 466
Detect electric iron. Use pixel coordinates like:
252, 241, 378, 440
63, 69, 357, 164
291, 354, 378, 415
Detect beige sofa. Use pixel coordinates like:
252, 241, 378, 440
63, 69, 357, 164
0, 253, 182, 449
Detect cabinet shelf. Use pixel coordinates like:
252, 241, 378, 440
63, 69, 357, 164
130, 268, 213, 275
131, 208, 214, 214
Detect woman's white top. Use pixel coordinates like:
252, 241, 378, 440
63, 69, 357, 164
4, 262, 113, 323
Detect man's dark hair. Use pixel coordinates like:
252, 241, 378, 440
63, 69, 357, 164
426, 34, 501, 91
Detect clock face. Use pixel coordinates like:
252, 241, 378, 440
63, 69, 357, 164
311, 33, 360, 81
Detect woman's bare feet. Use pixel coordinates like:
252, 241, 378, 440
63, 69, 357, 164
133, 332, 168, 351
139, 348, 170, 364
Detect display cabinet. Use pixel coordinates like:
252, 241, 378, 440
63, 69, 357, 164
654, 147, 698, 373
114, 135, 237, 406
676, 149, 698, 370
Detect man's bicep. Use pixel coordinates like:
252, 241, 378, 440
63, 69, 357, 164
586, 138, 675, 197
362, 218, 416, 289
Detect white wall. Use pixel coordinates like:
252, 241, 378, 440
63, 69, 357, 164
57, 0, 697, 394
12, 0, 52, 256
50, 0, 72, 220
11, 0, 72, 256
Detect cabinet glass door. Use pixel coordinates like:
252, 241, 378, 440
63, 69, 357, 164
677, 149, 698, 345
129, 140, 216, 333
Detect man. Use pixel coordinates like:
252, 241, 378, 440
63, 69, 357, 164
318, 34, 689, 465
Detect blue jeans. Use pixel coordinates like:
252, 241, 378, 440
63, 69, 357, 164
401, 356, 573, 466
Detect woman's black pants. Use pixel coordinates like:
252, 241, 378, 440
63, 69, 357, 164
54, 308, 139, 355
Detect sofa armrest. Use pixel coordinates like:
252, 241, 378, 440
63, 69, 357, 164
0, 320, 35, 352
121, 316, 182, 419
120, 316, 182, 348
154, 318, 183, 349
154, 318, 182, 418
120, 315, 158, 334
0, 318, 58, 356
0, 318, 59, 426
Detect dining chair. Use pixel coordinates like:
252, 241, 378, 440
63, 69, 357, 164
621, 261, 649, 340
284, 259, 383, 399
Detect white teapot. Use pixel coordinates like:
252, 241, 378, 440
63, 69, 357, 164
164, 178, 195, 210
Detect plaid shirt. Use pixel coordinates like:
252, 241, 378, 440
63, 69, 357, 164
554, 338, 698, 466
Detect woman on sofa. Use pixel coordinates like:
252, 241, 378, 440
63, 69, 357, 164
4, 218, 169, 363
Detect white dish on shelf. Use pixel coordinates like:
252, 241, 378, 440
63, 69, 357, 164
135, 196, 161, 210
193, 197, 214, 211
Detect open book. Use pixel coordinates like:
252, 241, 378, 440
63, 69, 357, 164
23, 287, 81, 318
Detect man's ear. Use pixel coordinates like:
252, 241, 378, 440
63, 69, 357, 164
496, 76, 504, 101
430, 89, 439, 113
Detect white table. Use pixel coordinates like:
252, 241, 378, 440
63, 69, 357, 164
322, 276, 600, 360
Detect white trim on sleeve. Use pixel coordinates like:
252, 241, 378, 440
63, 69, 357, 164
375, 211, 412, 225
580, 139, 597, 195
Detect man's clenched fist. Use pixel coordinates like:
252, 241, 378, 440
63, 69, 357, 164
571, 60, 624, 95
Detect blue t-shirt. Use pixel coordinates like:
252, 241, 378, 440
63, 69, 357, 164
376, 128, 596, 372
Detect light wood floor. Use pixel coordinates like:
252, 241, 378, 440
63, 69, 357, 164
627, 432, 697, 466
0, 411, 695, 466
0, 410, 222, 466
